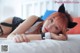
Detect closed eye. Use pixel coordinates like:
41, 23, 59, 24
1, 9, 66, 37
54, 25, 58, 30
50, 19, 53, 22
55, 26, 58, 30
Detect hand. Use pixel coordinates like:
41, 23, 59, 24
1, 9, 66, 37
50, 33, 67, 40
13, 34, 30, 43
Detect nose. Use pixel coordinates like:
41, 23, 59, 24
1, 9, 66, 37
47, 24, 53, 29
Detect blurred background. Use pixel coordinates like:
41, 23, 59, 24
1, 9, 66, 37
0, 0, 80, 21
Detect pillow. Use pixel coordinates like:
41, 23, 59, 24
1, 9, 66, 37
41, 10, 56, 20
67, 18, 80, 34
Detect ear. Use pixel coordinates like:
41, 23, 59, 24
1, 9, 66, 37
58, 4, 65, 13
68, 22, 77, 28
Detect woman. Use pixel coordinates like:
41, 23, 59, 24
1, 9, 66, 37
6, 4, 77, 42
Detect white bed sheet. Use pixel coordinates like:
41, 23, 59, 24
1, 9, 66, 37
0, 34, 80, 53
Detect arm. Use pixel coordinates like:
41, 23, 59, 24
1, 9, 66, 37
8, 34, 42, 43
8, 15, 39, 38
50, 33, 68, 40
7, 33, 67, 43
24, 33, 68, 41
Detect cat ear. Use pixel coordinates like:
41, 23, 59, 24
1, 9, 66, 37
58, 4, 65, 13
68, 22, 77, 28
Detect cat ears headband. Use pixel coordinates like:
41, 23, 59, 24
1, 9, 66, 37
58, 4, 65, 13
58, 4, 77, 28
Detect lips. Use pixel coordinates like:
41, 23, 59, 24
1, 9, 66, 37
44, 28, 48, 32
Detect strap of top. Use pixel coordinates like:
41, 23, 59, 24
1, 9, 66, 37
0, 22, 13, 27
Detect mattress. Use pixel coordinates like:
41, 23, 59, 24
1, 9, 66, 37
0, 34, 80, 53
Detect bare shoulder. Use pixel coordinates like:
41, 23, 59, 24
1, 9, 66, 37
3, 17, 13, 24
26, 15, 39, 21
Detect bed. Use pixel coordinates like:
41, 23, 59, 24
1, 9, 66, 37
0, 0, 80, 53
0, 18, 80, 53
0, 34, 80, 53
0, 17, 79, 53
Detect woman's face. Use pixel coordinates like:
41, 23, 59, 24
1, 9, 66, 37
42, 17, 61, 33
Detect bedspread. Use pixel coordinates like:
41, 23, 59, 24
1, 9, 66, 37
0, 34, 80, 53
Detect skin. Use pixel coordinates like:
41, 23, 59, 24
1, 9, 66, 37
0, 15, 67, 42
7, 15, 68, 43
0, 15, 38, 38
0, 17, 13, 38
42, 18, 61, 33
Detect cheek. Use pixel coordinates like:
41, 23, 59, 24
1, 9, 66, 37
43, 20, 50, 28
48, 26, 60, 33
42, 20, 51, 32
51, 29, 60, 33
48, 27, 55, 32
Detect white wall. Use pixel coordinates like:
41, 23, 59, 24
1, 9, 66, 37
22, 0, 80, 18
0, 0, 22, 21
64, 0, 80, 17
0, 0, 80, 21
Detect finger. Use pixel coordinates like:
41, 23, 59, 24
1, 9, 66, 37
18, 35, 25, 42
21, 34, 30, 42
21, 35, 27, 42
14, 36, 21, 43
